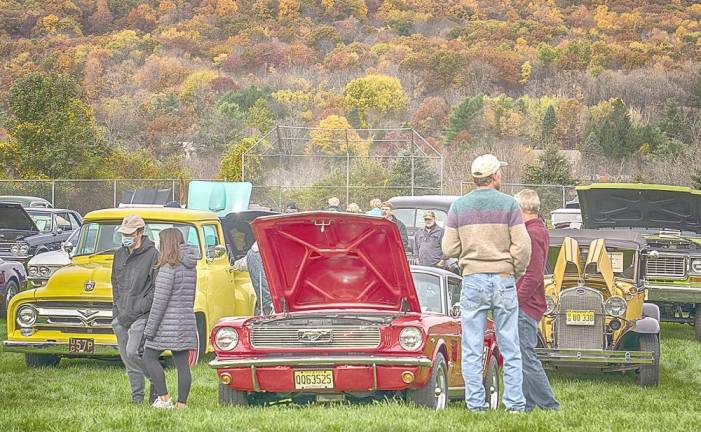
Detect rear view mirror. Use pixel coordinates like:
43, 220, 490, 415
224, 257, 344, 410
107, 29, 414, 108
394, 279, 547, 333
62, 242, 74, 255
451, 302, 461, 318
214, 244, 227, 258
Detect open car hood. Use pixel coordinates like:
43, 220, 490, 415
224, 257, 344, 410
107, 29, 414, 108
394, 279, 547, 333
251, 212, 421, 313
0, 203, 39, 232
577, 184, 701, 233
187, 181, 252, 216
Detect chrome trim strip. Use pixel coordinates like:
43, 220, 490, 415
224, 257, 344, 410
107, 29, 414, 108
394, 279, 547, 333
210, 355, 433, 369
536, 348, 654, 365
2, 340, 119, 356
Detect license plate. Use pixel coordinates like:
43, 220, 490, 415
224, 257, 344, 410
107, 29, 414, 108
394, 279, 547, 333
566, 310, 595, 326
68, 338, 95, 353
294, 370, 334, 390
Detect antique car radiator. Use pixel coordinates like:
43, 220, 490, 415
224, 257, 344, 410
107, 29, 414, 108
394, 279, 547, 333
556, 286, 605, 350
250, 319, 381, 349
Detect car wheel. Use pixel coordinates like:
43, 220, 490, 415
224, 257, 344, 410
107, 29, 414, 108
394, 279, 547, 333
636, 334, 660, 387
188, 313, 207, 366
694, 304, 700, 343
406, 354, 448, 410
218, 383, 249, 406
483, 354, 500, 410
25, 353, 60, 368
1, 279, 19, 317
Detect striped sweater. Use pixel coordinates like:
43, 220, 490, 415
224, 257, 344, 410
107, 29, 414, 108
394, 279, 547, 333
441, 188, 532, 278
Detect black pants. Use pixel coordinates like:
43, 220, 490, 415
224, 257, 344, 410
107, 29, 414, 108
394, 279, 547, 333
143, 348, 191, 404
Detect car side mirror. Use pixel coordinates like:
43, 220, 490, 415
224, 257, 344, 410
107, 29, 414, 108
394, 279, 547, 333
208, 244, 227, 261
56, 228, 63, 235
62, 242, 74, 254
451, 302, 461, 318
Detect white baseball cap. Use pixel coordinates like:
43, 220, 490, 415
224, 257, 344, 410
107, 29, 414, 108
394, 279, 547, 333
471, 154, 508, 178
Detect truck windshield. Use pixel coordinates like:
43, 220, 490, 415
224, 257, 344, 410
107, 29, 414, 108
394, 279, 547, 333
74, 221, 202, 259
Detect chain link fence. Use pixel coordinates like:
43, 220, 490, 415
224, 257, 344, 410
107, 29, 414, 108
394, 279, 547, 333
461, 181, 578, 217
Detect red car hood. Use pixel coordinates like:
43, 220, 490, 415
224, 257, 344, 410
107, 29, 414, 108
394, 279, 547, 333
251, 212, 420, 313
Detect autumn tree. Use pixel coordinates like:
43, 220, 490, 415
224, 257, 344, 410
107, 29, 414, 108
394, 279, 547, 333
307, 115, 368, 156
7, 72, 108, 178
219, 136, 263, 182
342, 75, 407, 127
278, 0, 300, 20
127, 3, 157, 32
411, 97, 450, 137
89, 0, 114, 34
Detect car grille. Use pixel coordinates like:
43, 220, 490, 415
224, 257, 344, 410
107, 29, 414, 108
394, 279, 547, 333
250, 320, 381, 349
646, 256, 686, 278
0, 242, 14, 254
31, 302, 114, 335
555, 286, 604, 350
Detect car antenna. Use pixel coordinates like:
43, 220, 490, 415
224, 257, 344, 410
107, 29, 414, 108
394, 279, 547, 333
400, 297, 409, 314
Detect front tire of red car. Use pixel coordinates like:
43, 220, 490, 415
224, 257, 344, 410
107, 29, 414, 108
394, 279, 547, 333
406, 354, 448, 410
483, 354, 500, 410
218, 383, 249, 406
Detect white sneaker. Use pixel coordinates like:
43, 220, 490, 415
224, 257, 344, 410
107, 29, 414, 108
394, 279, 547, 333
151, 397, 174, 409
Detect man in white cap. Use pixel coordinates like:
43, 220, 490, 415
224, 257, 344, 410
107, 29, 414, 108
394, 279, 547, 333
442, 154, 532, 413
111, 214, 160, 404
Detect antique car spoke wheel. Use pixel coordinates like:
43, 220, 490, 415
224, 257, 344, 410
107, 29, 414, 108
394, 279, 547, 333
1, 280, 18, 316
636, 334, 660, 387
483, 354, 500, 410
407, 355, 448, 410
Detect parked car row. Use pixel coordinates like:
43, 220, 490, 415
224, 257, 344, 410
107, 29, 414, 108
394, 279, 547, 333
3, 182, 698, 408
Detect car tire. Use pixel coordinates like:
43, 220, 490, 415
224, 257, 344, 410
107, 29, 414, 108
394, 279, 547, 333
406, 354, 448, 410
483, 354, 500, 410
25, 353, 60, 368
218, 383, 249, 406
636, 334, 660, 387
694, 304, 700, 343
1, 279, 19, 317
188, 313, 207, 366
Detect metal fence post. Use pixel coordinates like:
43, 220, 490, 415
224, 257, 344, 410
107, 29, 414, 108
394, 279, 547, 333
345, 129, 350, 206
51, 180, 55, 206
113, 180, 117, 207
562, 186, 566, 207
172, 179, 176, 202
410, 131, 415, 196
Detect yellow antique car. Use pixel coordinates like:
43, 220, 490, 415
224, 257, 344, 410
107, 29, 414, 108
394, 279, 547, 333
3, 207, 257, 367
537, 230, 661, 386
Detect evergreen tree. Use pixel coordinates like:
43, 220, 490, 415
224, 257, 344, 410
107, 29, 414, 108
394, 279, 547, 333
444, 95, 484, 144
689, 69, 701, 109
388, 150, 440, 196
523, 145, 575, 186
540, 105, 556, 147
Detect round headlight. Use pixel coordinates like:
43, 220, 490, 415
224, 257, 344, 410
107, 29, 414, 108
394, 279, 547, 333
39, 266, 51, 277
19, 244, 30, 255
10, 244, 19, 255
691, 259, 701, 274
604, 296, 627, 317
28, 266, 38, 277
17, 305, 37, 327
215, 327, 239, 351
545, 295, 556, 316
399, 327, 423, 351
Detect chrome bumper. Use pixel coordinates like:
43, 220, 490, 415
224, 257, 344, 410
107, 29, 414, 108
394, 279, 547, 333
536, 348, 654, 365
209, 355, 433, 369
645, 284, 701, 304
2, 340, 119, 356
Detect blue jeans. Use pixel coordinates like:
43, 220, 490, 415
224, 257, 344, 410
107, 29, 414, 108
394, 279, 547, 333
461, 273, 525, 411
518, 310, 560, 411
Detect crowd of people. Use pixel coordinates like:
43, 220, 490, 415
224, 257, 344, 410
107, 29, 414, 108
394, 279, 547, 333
110, 152, 558, 413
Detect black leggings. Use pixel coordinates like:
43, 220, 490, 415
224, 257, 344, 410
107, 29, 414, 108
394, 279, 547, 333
143, 348, 191, 404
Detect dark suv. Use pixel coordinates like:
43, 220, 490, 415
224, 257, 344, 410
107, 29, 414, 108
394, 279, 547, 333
0, 204, 82, 265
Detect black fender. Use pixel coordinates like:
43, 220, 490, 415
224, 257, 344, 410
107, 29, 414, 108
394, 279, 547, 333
614, 317, 660, 351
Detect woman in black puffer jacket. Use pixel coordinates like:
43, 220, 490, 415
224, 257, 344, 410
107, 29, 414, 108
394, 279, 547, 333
143, 228, 198, 409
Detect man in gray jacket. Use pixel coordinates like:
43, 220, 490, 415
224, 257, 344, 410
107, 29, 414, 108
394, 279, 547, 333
414, 210, 445, 267
111, 214, 160, 404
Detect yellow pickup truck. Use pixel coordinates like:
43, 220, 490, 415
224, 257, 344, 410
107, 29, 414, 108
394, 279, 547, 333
3, 207, 258, 367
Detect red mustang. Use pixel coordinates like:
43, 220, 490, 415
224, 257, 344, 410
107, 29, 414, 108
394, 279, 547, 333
209, 212, 501, 409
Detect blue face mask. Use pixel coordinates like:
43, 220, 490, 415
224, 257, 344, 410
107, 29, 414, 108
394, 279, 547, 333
121, 236, 135, 248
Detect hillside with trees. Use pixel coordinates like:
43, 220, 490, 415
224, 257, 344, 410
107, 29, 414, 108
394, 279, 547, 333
0, 0, 700, 193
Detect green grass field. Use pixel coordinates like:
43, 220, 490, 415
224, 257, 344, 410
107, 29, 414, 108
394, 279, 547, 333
1, 319, 699, 432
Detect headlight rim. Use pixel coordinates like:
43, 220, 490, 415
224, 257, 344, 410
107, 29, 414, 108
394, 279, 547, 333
214, 326, 239, 351
38, 266, 52, 277
28, 266, 39, 277
604, 295, 627, 318
17, 305, 37, 327
544, 295, 557, 316
690, 258, 701, 274
398, 326, 424, 351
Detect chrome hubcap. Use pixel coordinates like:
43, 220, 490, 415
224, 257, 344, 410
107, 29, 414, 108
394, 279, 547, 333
434, 365, 447, 410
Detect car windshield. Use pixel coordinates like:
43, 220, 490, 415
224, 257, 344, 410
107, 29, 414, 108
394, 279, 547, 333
74, 221, 202, 259
412, 272, 443, 313
27, 211, 53, 232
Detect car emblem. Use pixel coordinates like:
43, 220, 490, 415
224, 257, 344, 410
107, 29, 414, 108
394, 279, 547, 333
298, 329, 333, 344
84, 280, 96, 292
78, 309, 98, 318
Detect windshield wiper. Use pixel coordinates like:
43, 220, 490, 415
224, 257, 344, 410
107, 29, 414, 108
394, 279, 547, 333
79, 248, 117, 258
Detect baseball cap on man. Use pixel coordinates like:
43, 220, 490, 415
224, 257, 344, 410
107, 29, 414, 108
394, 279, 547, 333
117, 214, 145, 235
423, 210, 436, 220
471, 154, 508, 178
